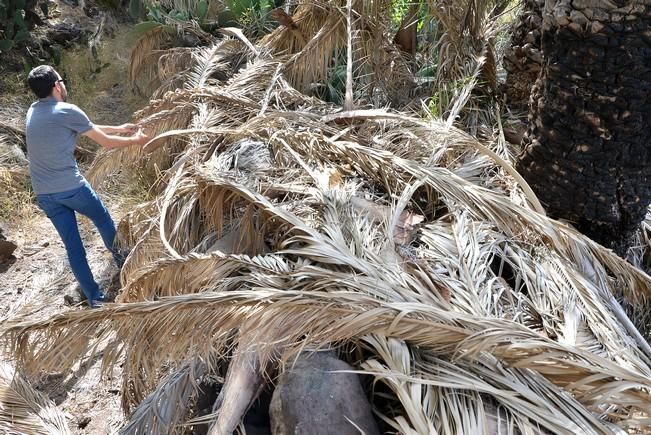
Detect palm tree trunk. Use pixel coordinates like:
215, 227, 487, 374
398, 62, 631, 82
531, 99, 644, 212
393, 2, 419, 56
516, 0, 651, 255
503, 0, 544, 111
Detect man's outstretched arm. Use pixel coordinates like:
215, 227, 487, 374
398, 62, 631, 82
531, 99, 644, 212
83, 125, 149, 149
94, 124, 139, 135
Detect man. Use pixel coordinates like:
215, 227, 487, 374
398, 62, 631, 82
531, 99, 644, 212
25, 65, 149, 307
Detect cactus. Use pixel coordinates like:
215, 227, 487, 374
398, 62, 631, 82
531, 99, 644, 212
0, 0, 43, 52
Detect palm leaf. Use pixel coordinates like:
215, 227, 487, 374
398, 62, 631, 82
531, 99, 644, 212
0, 363, 71, 434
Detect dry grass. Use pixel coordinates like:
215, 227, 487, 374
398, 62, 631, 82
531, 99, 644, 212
59, 25, 149, 159
0, 167, 35, 223
0, 96, 35, 226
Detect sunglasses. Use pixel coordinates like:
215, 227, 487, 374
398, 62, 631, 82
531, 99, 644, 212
56, 79, 66, 85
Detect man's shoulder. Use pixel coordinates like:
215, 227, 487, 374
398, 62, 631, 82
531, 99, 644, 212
53, 102, 84, 113
26, 101, 40, 117
52, 103, 91, 123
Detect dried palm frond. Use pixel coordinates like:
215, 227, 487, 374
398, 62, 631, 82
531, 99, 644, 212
260, 0, 415, 106
129, 23, 216, 97
3, 290, 651, 431
129, 25, 175, 95
120, 358, 209, 435
0, 122, 25, 143
185, 39, 248, 90
152, 47, 195, 100
261, 1, 341, 89
426, 0, 507, 89
420, 0, 511, 128
361, 336, 609, 434
87, 90, 199, 186
0, 363, 70, 434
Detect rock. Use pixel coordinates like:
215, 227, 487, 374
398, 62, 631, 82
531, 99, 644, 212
569, 10, 589, 27
180, 33, 202, 47
0, 240, 17, 260
63, 283, 86, 305
0, 127, 27, 161
77, 416, 91, 429
63, 294, 80, 305
0, 228, 17, 260
270, 352, 379, 435
46, 22, 84, 46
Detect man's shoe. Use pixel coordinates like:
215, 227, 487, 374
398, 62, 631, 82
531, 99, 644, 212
88, 294, 107, 309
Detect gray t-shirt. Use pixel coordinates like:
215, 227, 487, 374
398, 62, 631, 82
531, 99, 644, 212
25, 97, 94, 194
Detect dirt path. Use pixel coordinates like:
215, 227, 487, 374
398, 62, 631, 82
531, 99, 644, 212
0, 202, 127, 434
0, 0, 149, 429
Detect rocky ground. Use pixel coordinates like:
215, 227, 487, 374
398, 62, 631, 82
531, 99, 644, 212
0, 204, 127, 433
0, 0, 143, 431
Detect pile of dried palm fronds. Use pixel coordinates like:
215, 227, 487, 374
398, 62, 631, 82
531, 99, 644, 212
3, 2, 651, 434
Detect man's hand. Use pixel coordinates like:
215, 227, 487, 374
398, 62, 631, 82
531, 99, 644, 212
118, 123, 139, 134
132, 129, 150, 146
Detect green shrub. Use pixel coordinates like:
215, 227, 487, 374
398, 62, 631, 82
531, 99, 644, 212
0, 0, 31, 52
129, 0, 209, 23
0, 0, 49, 52
130, 0, 283, 37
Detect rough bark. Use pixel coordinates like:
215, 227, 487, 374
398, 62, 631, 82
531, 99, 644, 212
393, 2, 419, 56
516, 0, 651, 255
503, 0, 544, 110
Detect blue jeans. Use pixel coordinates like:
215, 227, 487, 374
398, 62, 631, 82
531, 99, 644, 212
36, 181, 117, 304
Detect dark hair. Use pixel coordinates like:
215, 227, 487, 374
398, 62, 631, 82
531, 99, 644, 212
27, 65, 58, 98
